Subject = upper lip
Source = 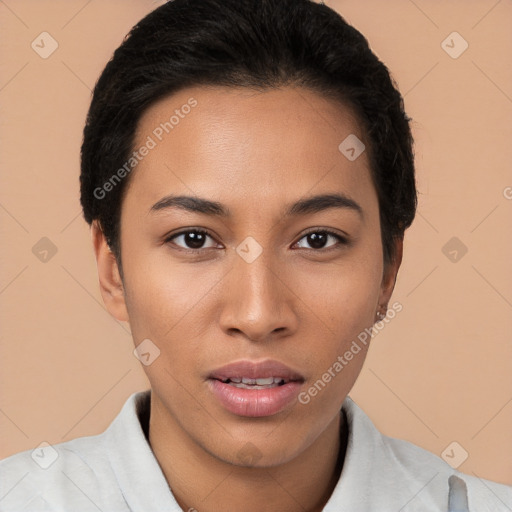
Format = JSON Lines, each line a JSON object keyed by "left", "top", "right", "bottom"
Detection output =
{"left": 208, "top": 359, "right": 305, "bottom": 382}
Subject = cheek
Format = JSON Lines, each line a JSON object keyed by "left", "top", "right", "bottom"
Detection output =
{"left": 295, "top": 252, "right": 382, "bottom": 335}
{"left": 292, "top": 262, "right": 382, "bottom": 414}
{"left": 288, "top": 243, "right": 383, "bottom": 386}
{"left": 297, "top": 275, "right": 376, "bottom": 381}
{"left": 122, "top": 249, "right": 224, "bottom": 347}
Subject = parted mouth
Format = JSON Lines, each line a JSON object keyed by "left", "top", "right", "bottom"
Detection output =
{"left": 216, "top": 377, "right": 295, "bottom": 389}
{"left": 208, "top": 359, "right": 305, "bottom": 388}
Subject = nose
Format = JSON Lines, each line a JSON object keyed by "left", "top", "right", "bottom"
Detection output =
{"left": 219, "top": 249, "right": 298, "bottom": 343}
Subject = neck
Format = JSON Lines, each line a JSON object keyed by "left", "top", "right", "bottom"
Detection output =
{"left": 148, "top": 394, "right": 348, "bottom": 512}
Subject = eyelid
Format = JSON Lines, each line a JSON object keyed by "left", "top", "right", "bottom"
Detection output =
{"left": 298, "top": 227, "right": 349, "bottom": 243}
{"left": 164, "top": 228, "right": 219, "bottom": 250}
{"left": 164, "top": 227, "right": 350, "bottom": 252}
{"left": 293, "top": 228, "right": 349, "bottom": 251}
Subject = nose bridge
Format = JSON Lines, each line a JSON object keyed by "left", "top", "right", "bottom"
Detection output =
{"left": 220, "top": 243, "right": 295, "bottom": 341}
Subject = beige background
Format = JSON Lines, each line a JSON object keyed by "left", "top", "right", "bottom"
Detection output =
{"left": 1, "top": 0, "right": 511, "bottom": 486}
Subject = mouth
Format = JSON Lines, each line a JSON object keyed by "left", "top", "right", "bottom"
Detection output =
{"left": 208, "top": 358, "right": 305, "bottom": 382}
{"left": 207, "top": 359, "right": 305, "bottom": 417}
{"left": 214, "top": 376, "right": 295, "bottom": 389}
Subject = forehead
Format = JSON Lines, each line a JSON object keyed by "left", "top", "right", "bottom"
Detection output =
{"left": 125, "top": 85, "right": 375, "bottom": 215}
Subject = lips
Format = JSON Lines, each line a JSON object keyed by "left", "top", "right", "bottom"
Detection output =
{"left": 207, "top": 359, "right": 305, "bottom": 417}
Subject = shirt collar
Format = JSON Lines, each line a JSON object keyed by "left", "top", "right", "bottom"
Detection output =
{"left": 103, "top": 390, "right": 182, "bottom": 511}
{"left": 103, "top": 390, "right": 442, "bottom": 511}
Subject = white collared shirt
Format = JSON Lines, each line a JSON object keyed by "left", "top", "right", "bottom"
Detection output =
{"left": 1, "top": 390, "right": 511, "bottom": 511}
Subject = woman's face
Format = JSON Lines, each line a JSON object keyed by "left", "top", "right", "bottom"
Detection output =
{"left": 104, "top": 85, "right": 400, "bottom": 466}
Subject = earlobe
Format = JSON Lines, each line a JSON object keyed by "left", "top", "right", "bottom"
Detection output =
{"left": 91, "top": 220, "right": 129, "bottom": 323}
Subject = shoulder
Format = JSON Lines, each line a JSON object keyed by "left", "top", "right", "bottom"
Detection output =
{"left": 383, "top": 430, "right": 512, "bottom": 510}
{"left": 0, "top": 434, "right": 120, "bottom": 511}
{"left": 341, "top": 396, "right": 512, "bottom": 511}
{"left": 0, "top": 391, "right": 149, "bottom": 512}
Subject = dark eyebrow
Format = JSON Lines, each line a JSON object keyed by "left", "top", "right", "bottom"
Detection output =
{"left": 150, "top": 195, "right": 231, "bottom": 217}
{"left": 286, "top": 193, "right": 363, "bottom": 218}
{"left": 149, "top": 193, "right": 363, "bottom": 218}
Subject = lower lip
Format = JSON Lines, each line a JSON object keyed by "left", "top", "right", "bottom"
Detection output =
{"left": 207, "top": 379, "right": 303, "bottom": 417}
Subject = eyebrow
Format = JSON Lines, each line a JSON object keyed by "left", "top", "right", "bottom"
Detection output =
{"left": 149, "top": 193, "right": 363, "bottom": 218}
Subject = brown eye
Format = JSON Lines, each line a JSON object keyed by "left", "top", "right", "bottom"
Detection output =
{"left": 166, "top": 229, "right": 218, "bottom": 250}
{"left": 295, "top": 230, "right": 347, "bottom": 251}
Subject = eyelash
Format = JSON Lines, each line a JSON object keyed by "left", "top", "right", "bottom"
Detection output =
{"left": 164, "top": 228, "right": 348, "bottom": 253}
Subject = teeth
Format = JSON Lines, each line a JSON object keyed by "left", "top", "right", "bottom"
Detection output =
{"left": 255, "top": 377, "right": 274, "bottom": 385}
{"left": 231, "top": 382, "right": 277, "bottom": 389}
{"left": 221, "top": 377, "right": 288, "bottom": 388}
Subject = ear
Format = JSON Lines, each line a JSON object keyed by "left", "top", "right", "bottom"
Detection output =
{"left": 377, "top": 236, "right": 403, "bottom": 313}
{"left": 91, "top": 220, "right": 129, "bottom": 323}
